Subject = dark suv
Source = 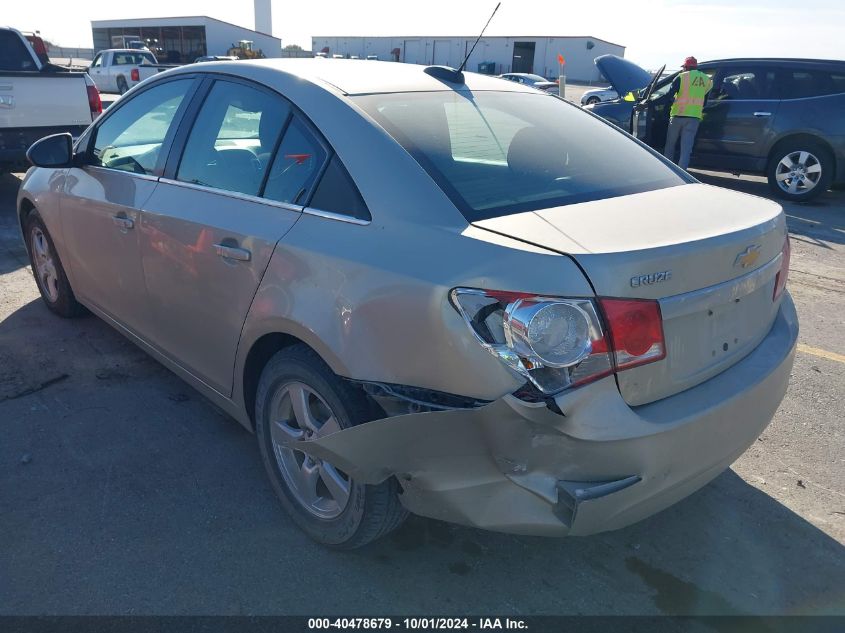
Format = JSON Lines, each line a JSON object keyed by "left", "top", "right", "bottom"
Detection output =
{"left": 586, "top": 56, "right": 845, "bottom": 202}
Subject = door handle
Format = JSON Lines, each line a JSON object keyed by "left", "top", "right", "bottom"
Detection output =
{"left": 112, "top": 215, "right": 134, "bottom": 230}
{"left": 214, "top": 243, "right": 251, "bottom": 262}
{"left": 753, "top": 111, "right": 772, "bottom": 117}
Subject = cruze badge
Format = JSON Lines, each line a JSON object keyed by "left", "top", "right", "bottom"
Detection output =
{"left": 734, "top": 245, "right": 761, "bottom": 269}
{"left": 631, "top": 271, "right": 672, "bottom": 288}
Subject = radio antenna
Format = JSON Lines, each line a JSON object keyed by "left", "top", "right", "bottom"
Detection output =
{"left": 458, "top": 2, "right": 501, "bottom": 74}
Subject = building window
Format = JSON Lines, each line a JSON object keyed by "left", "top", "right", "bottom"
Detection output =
{"left": 96, "top": 25, "right": 206, "bottom": 64}
{"left": 182, "top": 26, "right": 207, "bottom": 63}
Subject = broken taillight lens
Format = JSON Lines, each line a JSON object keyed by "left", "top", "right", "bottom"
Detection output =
{"left": 451, "top": 289, "right": 666, "bottom": 396}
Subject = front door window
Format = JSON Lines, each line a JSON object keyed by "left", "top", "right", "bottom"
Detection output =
{"left": 91, "top": 79, "right": 193, "bottom": 175}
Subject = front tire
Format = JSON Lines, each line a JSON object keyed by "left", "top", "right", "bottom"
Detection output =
{"left": 585, "top": 96, "right": 601, "bottom": 105}
{"left": 24, "top": 210, "right": 86, "bottom": 318}
{"left": 255, "top": 345, "right": 408, "bottom": 549}
{"left": 767, "top": 140, "right": 832, "bottom": 202}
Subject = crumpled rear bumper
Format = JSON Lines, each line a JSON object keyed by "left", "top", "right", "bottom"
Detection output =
{"left": 299, "top": 293, "right": 798, "bottom": 536}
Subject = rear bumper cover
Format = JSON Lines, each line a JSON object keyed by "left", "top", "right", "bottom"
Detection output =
{"left": 299, "top": 292, "right": 798, "bottom": 536}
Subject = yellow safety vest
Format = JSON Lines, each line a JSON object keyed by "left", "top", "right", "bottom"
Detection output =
{"left": 670, "top": 70, "right": 712, "bottom": 119}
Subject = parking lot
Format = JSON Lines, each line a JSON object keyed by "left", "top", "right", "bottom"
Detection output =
{"left": 0, "top": 168, "right": 843, "bottom": 616}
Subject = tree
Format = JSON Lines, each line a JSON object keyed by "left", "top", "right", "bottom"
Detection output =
{"left": 284, "top": 44, "right": 303, "bottom": 51}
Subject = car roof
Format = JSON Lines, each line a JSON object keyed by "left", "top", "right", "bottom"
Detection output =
{"left": 196, "top": 58, "right": 538, "bottom": 96}
{"left": 700, "top": 58, "right": 845, "bottom": 68}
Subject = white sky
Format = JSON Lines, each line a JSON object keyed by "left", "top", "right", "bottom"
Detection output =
{"left": 6, "top": 0, "right": 845, "bottom": 69}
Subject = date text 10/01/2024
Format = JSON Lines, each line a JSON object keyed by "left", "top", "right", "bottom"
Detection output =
{"left": 307, "top": 618, "right": 528, "bottom": 630}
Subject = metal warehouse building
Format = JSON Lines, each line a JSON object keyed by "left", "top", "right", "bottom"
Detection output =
{"left": 91, "top": 16, "right": 282, "bottom": 64}
{"left": 311, "top": 35, "right": 625, "bottom": 81}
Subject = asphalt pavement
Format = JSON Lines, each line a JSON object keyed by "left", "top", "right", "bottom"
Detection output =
{"left": 0, "top": 170, "right": 843, "bottom": 616}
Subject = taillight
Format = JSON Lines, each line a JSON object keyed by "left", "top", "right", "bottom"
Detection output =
{"left": 773, "top": 237, "right": 791, "bottom": 301}
{"left": 130, "top": 68, "right": 140, "bottom": 82}
{"left": 597, "top": 298, "right": 666, "bottom": 370}
{"left": 451, "top": 288, "right": 666, "bottom": 396}
{"left": 86, "top": 85, "right": 102, "bottom": 117}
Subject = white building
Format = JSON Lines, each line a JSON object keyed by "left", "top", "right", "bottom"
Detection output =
{"left": 91, "top": 16, "right": 282, "bottom": 64}
{"left": 311, "top": 35, "right": 625, "bottom": 82}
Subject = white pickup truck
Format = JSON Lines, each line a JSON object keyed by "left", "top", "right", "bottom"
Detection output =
{"left": 0, "top": 27, "right": 101, "bottom": 172}
{"left": 87, "top": 49, "right": 170, "bottom": 94}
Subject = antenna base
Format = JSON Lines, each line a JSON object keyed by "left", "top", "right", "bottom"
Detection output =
{"left": 423, "top": 66, "right": 465, "bottom": 84}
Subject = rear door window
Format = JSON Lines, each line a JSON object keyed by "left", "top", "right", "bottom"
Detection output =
{"left": 779, "top": 70, "right": 845, "bottom": 99}
{"left": 176, "top": 79, "right": 290, "bottom": 196}
{"left": 262, "top": 118, "right": 328, "bottom": 205}
{"left": 308, "top": 155, "right": 370, "bottom": 221}
{"left": 91, "top": 78, "right": 193, "bottom": 175}
{"left": 0, "top": 30, "right": 36, "bottom": 71}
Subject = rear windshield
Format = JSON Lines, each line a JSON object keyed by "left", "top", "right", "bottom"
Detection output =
{"left": 0, "top": 30, "right": 36, "bottom": 71}
{"left": 355, "top": 91, "right": 687, "bottom": 221}
{"left": 114, "top": 52, "right": 156, "bottom": 66}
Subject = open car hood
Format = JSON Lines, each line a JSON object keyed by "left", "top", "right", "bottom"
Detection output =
{"left": 594, "top": 54, "right": 653, "bottom": 97}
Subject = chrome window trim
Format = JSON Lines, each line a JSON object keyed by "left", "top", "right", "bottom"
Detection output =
{"left": 85, "top": 165, "right": 160, "bottom": 182}
{"left": 659, "top": 252, "right": 782, "bottom": 320}
{"left": 158, "top": 177, "right": 305, "bottom": 213}
{"left": 303, "top": 206, "right": 371, "bottom": 226}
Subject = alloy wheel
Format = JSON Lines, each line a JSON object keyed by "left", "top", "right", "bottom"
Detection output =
{"left": 269, "top": 381, "right": 351, "bottom": 520}
{"left": 30, "top": 227, "right": 60, "bottom": 302}
{"left": 775, "top": 150, "right": 822, "bottom": 196}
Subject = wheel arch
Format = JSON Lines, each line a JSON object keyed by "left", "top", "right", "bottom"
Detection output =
{"left": 18, "top": 196, "right": 36, "bottom": 238}
{"left": 239, "top": 325, "right": 352, "bottom": 430}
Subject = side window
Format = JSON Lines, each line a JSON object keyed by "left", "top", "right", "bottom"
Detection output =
{"left": 0, "top": 30, "right": 36, "bottom": 71}
{"left": 90, "top": 54, "right": 103, "bottom": 68}
{"left": 176, "top": 80, "right": 290, "bottom": 196}
{"left": 781, "top": 70, "right": 845, "bottom": 99}
{"left": 91, "top": 78, "right": 192, "bottom": 175}
{"left": 830, "top": 73, "right": 845, "bottom": 95}
{"left": 309, "top": 155, "right": 370, "bottom": 221}
{"left": 713, "top": 69, "right": 775, "bottom": 101}
{"left": 262, "top": 118, "right": 328, "bottom": 205}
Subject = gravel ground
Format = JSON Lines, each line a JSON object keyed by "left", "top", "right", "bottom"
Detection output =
{"left": 0, "top": 169, "right": 843, "bottom": 616}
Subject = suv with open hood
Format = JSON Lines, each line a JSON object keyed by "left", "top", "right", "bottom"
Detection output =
{"left": 586, "top": 55, "right": 845, "bottom": 201}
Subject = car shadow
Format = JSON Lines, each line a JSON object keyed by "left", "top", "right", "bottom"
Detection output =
{"left": 0, "top": 172, "right": 28, "bottom": 276}
{"left": 691, "top": 170, "right": 845, "bottom": 248}
{"left": 1, "top": 298, "right": 843, "bottom": 617}
{"left": 364, "top": 468, "right": 845, "bottom": 617}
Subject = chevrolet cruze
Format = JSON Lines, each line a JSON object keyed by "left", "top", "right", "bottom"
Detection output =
{"left": 19, "top": 59, "right": 798, "bottom": 548}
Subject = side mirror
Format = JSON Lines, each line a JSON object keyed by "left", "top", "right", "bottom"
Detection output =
{"left": 26, "top": 133, "right": 74, "bottom": 168}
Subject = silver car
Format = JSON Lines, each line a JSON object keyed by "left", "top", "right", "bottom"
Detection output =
{"left": 498, "top": 72, "right": 559, "bottom": 93}
{"left": 19, "top": 59, "right": 798, "bottom": 549}
{"left": 580, "top": 86, "right": 619, "bottom": 105}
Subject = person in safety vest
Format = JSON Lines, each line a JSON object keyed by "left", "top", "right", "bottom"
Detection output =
{"left": 663, "top": 56, "right": 712, "bottom": 169}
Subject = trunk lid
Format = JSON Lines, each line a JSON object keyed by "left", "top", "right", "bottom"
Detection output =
{"left": 474, "top": 183, "right": 787, "bottom": 405}
{"left": 594, "top": 55, "right": 653, "bottom": 98}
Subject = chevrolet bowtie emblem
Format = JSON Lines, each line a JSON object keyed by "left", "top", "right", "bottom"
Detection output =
{"left": 734, "top": 245, "right": 761, "bottom": 268}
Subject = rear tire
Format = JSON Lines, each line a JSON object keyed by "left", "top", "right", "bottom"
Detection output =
{"left": 767, "top": 139, "right": 833, "bottom": 202}
{"left": 255, "top": 344, "right": 408, "bottom": 549}
{"left": 24, "top": 209, "right": 86, "bottom": 318}
{"left": 117, "top": 76, "right": 128, "bottom": 95}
